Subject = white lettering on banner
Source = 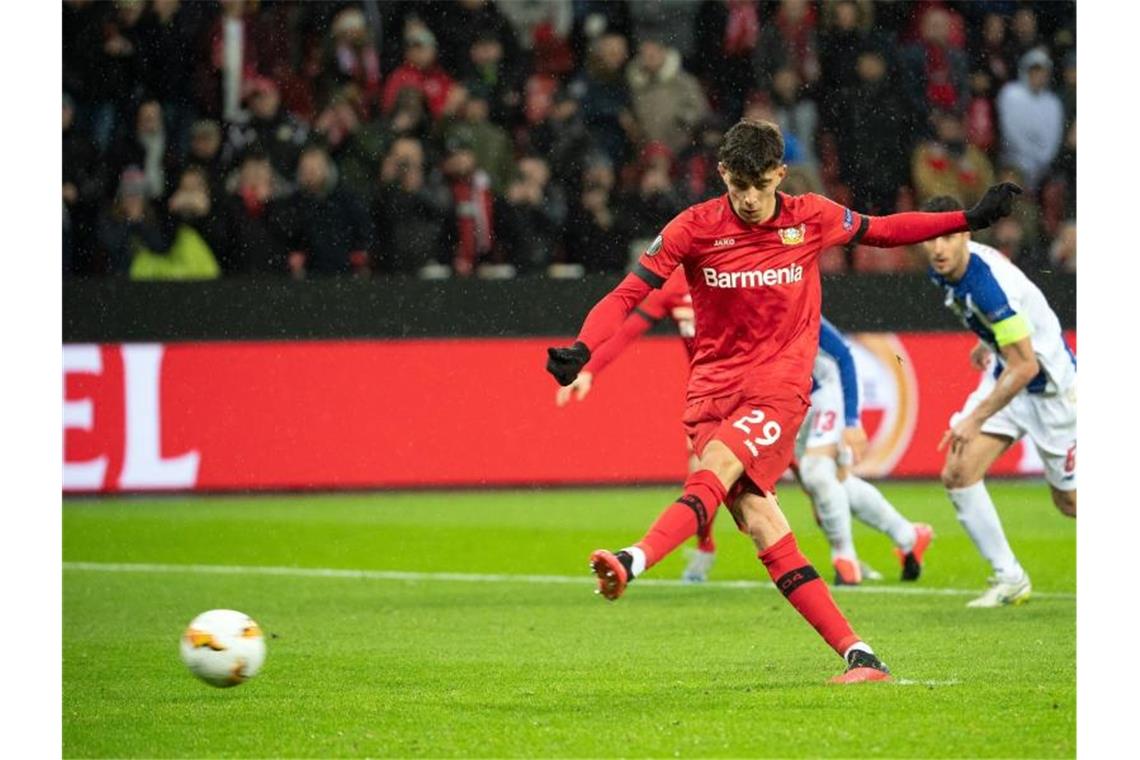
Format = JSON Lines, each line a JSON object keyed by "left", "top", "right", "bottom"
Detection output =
{"left": 702, "top": 264, "right": 803, "bottom": 289}
{"left": 62, "top": 345, "right": 108, "bottom": 490}
{"left": 119, "top": 344, "right": 200, "bottom": 489}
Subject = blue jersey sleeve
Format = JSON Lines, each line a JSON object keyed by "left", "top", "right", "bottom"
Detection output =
{"left": 962, "top": 257, "right": 1017, "bottom": 324}
{"left": 819, "top": 317, "right": 860, "bottom": 427}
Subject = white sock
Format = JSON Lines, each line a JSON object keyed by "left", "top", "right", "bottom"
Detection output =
{"left": 844, "top": 475, "right": 918, "bottom": 551}
{"left": 843, "top": 642, "right": 873, "bottom": 660}
{"left": 621, "top": 546, "right": 647, "bottom": 578}
{"left": 947, "top": 481, "right": 1025, "bottom": 582}
{"left": 800, "top": 455, "right": 856, "bottom": 562}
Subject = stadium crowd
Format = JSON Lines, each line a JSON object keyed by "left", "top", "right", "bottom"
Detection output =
{"left": 62, "top": 0, "right": 1077, "bottom": 280}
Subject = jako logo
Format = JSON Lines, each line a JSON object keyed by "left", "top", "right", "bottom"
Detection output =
{"left": 713, "top": 238, "right": 735, "bottom": 247}
{"left": 702, "top": 264, "right": 803, "bottom": 288}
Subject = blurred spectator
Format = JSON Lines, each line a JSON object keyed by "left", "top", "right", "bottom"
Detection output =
{"left": 381, "top": 25, "right": 462, "bottom": 122}
{"left": 678, "top": 117, "right": 728, "bottom": 203}
{"left": 835, "top": 48, "right": 915, "bottom": 214}
{"left": 692, "top": 0, "right": 761, "bottom": 122}
{"left": 616, "top": 144, "right": 685, "bottom": 252}
{"left": 443, "top": 89, "right": 515, "bottom": 193}
{"left": 181, "top": 120, "right": 227, "bottom": 199}
{"left": 425, "top": 0, "right": 522, "bottom": 83}
{"left": 996, "top": 48, "right": 1064, "bottom": 191}
{"left": 441, "top": 136, "right": 496, "bottom": 277}
{"left": 129, "top": 165, "right": 228, "bottom": 280}
{"left": 964, "top": 71, "right": 997, "bottom": 155}
{"left": 373, "top": 137, "right": 452, "bottom": 275}
{"left": 221, "top": 152, "right": 292, "bottom": 274}
{"left": 63, "top": 93, "right": 107, "bottom": 277}
{"left": 1049, "top": 221, "right": 1076, "bottom": 273}
{"left": 817, "top": 0, "right": 889, "bottom": 127}
{"left": 106, "top": 100, "right": 180, "bottom": 201}
{"left": 462, "top": 32, "right": 525, "bottom": 129}
{"left": 136, "top": 0, "right": 204, "bottom": 151}
{"left": 971, "top": 13, "right": 1016, "bottom": 91}
{"left": 628, "top": 0, "right": 700, "bottom": 63}
{"left": 279, "top": 146, "right": 374, "bottom": 277}
{"left": 314, "top": 89, "right": 388, "bottom": 206}
{"left": 626, "top": 37, "right": 709, "bottom": 156}
{"left": 95, "top": 168, "right": 170, "bottom": 275}
{"left": 569, "top": 32, "right": 636, "bottom": 170}
{"left": 493, "top": 155, "right": 567, "bottom": 274}
{"left": 527, "top": 88, "right": 596, "bottom": 196}
{"left": 563, "top": 157, "right": 630, "bottom": 273}
{"left": 382, "top": 87, "right": 433, "bottom": 145}
{"left": 500, "top": 0, "right": 574, "bottom": 76}
{"left": 755, "top": 0, "right": 821, "bottom": 91}
{"left": 315, "top": 6, "right": 383, "bottom": 118}
{"left": 900, "top": 6, "right": 969, "bottom": 119}
{"left": 224, "top": 77, "right": 309, "bottom": 179}
{"left": 911, "top": 110, "right": 994, "bottom": 207}
{"left": 568, "top": 0, "right": 634, "bottom": 72}
{"left": 770, "top": 66, "right": 819, "bottom": 169}
{"left": 1009, "top": 7, "right": 1043, "bottom": 61}
{"left": 198, "top": 0, "right": 265, "bottom": 122}
{"left": 988, "top": 216, "right": 1034, "bottom": 270}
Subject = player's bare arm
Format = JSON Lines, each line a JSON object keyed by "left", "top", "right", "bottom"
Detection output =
{"left": 940, "top": 336, "right": 1039, "bottom": 455}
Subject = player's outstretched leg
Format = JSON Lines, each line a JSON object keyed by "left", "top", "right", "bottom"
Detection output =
{"left": 735, "top": 490, "right": 891, "bottom": 684}
{"left": 590, "top": 470, "right": 727, "bottom": 600}
{"left": 799, "top": 454, "right": 861, "bottom": 586}
{"left": 843, "top": 475, "right": 934, "bottom": 581}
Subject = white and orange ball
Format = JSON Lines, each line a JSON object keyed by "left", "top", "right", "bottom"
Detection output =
{"left": 180, "top": 609, "right": 266, "bottom": 687}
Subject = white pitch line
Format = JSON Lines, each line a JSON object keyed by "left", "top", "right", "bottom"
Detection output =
{"left": 62, "top": 561, "right": 1076, "bottom": 600}
{"left": 893, "top": 679, "right": 962, "bottom": 687}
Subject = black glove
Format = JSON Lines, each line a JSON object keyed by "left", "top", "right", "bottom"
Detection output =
{"left": 964, "top": 182, "right": 1023, "bottom": 230}
{"left": 546, "top": 342, "right": 591, "bottom": 386}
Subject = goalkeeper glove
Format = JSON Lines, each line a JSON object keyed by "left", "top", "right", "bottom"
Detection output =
{"left": 964, "top": 182, "right": 1022, "bottom": 230}
{"left": 546, "top": 342, "right": 591, "bottom": 386}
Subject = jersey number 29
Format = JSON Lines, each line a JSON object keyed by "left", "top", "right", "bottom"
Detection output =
{"left": 733, "top": 409, "right": 782, "bottom": 456}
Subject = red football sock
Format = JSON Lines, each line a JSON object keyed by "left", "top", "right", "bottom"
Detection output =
{"left": 759, "top": 532, "right": 860, "bottom": 657}
{"left": 636, "top": 470, "right": 726, "bottom": 570}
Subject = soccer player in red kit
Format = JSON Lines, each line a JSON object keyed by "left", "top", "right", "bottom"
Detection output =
{"left": 546, "top": 119, "right": 1020, "bottom": 683}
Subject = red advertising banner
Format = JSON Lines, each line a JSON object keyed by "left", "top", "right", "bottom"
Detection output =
{"left": 63, "top": 332, "right": 1074, "bottom": 492}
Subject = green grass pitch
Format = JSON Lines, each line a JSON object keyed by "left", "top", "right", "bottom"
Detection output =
{"left": 63, "top": 482, "right": 1074, "bottom": 758}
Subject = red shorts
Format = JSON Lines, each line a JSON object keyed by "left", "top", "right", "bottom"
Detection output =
{"left": 682, "top": 390, "right": 810, "bottom": 499}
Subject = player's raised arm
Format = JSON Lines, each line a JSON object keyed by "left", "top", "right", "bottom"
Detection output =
{"left": 855, "top": 182, "right": 1023, "bottom": 248}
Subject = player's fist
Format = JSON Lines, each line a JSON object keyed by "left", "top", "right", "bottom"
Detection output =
{"left": 842, "top": 425, "right": 869, "bottom": 465}
{"left": 546, "top": 342, "right": 591, "bottom": 386}
{"left": 964, "top": 182, "right": 1022, "bottom": 230}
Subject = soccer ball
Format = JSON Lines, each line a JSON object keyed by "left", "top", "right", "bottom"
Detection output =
{"left": 180, "top": 609, "right": 266, "bottom": 687}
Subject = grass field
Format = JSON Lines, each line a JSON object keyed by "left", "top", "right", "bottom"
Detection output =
{"left": 63, "top": 482, "right": 1075, "bottom": 758}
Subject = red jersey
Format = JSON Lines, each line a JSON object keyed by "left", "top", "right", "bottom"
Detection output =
{"left": 632, "top": 192, "right": 864, "bottom": 403}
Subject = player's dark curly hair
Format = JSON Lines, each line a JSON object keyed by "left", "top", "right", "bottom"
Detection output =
{"left": 920, "top": 195, "right": 964, "bottom": 213}
{"left": 718, "top": 119, "right": 784, "bottom": 185}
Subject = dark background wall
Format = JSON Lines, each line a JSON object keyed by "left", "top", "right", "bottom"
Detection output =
{"left": 62, "top": 273, "right": 1075, "bottom": 343}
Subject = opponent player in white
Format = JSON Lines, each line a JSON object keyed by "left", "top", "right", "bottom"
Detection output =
{"left": 919, "top": 196, "right": 1076, "bottom": 608}
{"left": 799, "top": 317, "right": 934, "bottom": 586}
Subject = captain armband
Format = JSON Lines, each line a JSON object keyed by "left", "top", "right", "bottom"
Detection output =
{"left": 991, "top": 313, "right": 1031, "bottom": 347}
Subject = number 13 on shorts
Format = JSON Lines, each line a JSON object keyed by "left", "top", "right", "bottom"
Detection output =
{"left": 733, "top": 409, "right": 783, "bottom": 457}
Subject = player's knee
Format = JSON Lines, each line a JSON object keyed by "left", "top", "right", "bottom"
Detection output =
{"left": 1051, "top": 488, "right": 1076, "bottom": 518}
{"left": 698, "top": 441, "right": 744, "bottom": 488}
{"left": 799, "top": 455, "right": 837, "bottom": 497}
{"left": 941, "top": 461, "right": 976, "bottom": 490}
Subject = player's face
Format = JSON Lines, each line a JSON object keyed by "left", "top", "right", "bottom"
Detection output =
{"left": 718, "top": 164, "right": 787, "bottom": 224}
{"left": 920, "top": 232, "right": 971, "bottom": 279}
